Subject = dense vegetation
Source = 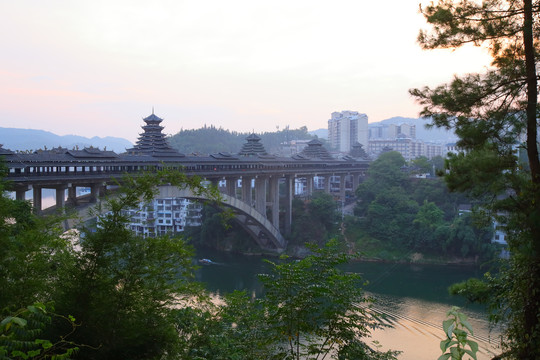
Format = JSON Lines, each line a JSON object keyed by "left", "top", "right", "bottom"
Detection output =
{"left": 0, "top": 166, "right": 398, "bottom": 360}
{"left": 349, "top": 151, "right": 496, "bottom": 262}
{"left": 168, "top": 125, "right": 317, "bottom": 155}
{"left": 411, "top": 0, "right": 540, "bottom": 358}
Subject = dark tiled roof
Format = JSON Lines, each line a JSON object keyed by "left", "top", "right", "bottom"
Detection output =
{"left": 126, "top": 113, "right": 184, "bottom": 157}
{"left": 211, "top": 152, "right": 240, "bottom": 160}
{"left": 0, "top": 146, "right": 15, "bottom": 155}
{"left": 349, "top": 141, "right": 369, "bottom": 159}
{"left": 67, "top": 148, "right": 119, "bottom": 159}
{"left": 238, "top": 134, "right": 268, "bottom": 156}
{"left": 296, "top": 139, "right": 333, "bottom": 160}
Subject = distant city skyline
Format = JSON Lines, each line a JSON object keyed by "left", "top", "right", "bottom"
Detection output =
{"left": 1, "top": 1, "right": 493, "bottom": 143}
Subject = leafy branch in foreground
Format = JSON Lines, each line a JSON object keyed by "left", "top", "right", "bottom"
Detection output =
{"left": 258, "top": 239, "right": 399, "bottom": 360}
{"left": 438, "top": 307, "right": 479, "bottom": 360}
{"left": 0, "top": 303, "right": 79, "bottom": 360}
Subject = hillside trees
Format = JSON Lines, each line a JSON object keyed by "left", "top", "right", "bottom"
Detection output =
{"left": 353, "top": 151, "right": 493, "bottom": 259}
{"left": 290, "top": 192, "right": 339, "bottom": 246}
{"left": 168, "top": 125, "right": 316, "bottom": 155}
{"left": 410, "top": 0, "right": 540, "bottom": 357}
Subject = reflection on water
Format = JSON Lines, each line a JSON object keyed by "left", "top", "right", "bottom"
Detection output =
{"left": 195, "top": 247, "right": 503, "bottom": 360}
{"left": 369, "top": 294, "right": 501, "bottom": 359}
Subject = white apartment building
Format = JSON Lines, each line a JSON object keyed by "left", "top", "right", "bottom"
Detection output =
{"left": 328, "top": 111, "right": 368, "bottom": 152}
{"left": 367, "top": 122, "right": 448, "bottom": 160}
{"left": 368, "top": 137, "right": 426, "bottom": 162}
{"left": 369, "top": 123, "right": 416, "bottom": 140}
{"left": 122, "top": 197, "right": 203, "bottom": 237}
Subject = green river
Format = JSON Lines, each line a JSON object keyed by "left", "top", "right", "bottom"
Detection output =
{"left": 194, "top": 247, "right": 503, "bottom": 360}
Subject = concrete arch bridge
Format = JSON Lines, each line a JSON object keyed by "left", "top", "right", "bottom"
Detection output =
{"left": 64, "top": 185, "right": 287, "bottom": 252}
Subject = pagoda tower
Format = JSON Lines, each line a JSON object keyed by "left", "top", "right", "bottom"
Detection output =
{"left": 238, "top": 134, "right": 268, "bottom": 156}
{"left": 296, "top": 139, "right": 333, "bottom": 159}
{"left": 127, "top": 113, "right": 183, "bottom": 157}
{"left": 349, "top": 141, "right": 369, "bottom": 159}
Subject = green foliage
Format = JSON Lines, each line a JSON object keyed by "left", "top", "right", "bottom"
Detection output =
{"left": 412, "top": 0, "right": 540, "bottom": 357}
{"left": 355, "top": 151, "right": 409, "bottom": 217}
{"left": 168, "top": 125, "right": 315, "bottom": 155}
{"left": 167, "top": 241, "right": 400, "bottom": 360}
{"left": 258, "top": 240, "right": 399, "bottom": 360}
{"left": 53, "top": 170, "right": 219, "bottom": 360}
{"left": 175, "top": 291, "right": 274, "bottom": 360}
{"left": 290, "top": 192, "right": 339, "bottom": 246}
{"left": 353, "top": 151, "right": 493, "bottom": 259}
{"left": 411, "top": 156, "right": 432, "bottom": 174}
{"left": 448, "top": 278, "right": 491, "bottom": 304}
{"left": 438, "top": 307, "right": 478, "bottom": 360}
{"left": 0, "top": 303, "right": 79, "bottom": 360}
{"left": 0, "top": 164, "right": 75, "bottom": 312}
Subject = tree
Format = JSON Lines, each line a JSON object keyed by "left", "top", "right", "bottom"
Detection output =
{"left": 365, "top": 187, "right": 419, "bottom": 246}
{"left": 411, "top": 156, "right": 432, "bottom": 174}
{"left": 53, "top": 170, "right": 218, "bottom": 360}
{"left": 355, "top": 151, "right": 408, "bottom": 216}
{"left": 290, "top": 192, "right": 339, "bottom": 247}
{"left": 258, "top": 240, "right": 399, "bottom": 360}
{"left": 410, "top": 1, "right": 540, "bottom": 357}
{"left": 413, "top": 200, "right": 445, "bottom": 251}
{"left": 0, "top": 163, "right": 75, "bottom": 312}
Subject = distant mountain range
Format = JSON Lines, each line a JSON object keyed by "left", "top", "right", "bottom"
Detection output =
{"left": 308, "top": 128, "right": 329, "bottom": 139}
{"left": 0, "top": 128, "right": 132, "bottom": 153}
{"left": 309, "top": 116, "right": 457, "bottom": 143}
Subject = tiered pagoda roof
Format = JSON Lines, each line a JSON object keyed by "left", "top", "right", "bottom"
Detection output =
{"left": 126, "top": 113, "right": 184, "bottom": 157}
{"left": 238, "top": 134, "right": 268, "bottom": 156}
{"left": 349, "top": 141, "right": 369, "bottom": 159}
{"left": 293, "top": 139, "right": 333, "bottom": 160}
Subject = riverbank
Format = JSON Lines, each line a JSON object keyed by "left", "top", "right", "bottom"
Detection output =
{"left": 232, "top": 243, "right": 492, "bottom": 267}
{"left": 194, "top": 247, "right": 502, "bottom": 360}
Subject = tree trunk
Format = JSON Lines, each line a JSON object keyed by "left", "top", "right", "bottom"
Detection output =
{"left": 521, "top": 3, "right": 540, "bottom": 359}
{"left": 523, "top": 0, "right": 540, "bottom": 184}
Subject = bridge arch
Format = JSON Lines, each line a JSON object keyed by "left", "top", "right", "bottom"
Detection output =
{"left": 66, "top": 185, "right": 287, "bottom": 253}
{"left": 155, "top": 186, "right": 287, "bottom": 252}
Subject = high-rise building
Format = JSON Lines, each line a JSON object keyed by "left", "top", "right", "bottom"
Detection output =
{"left": 328, "top": 111, "right": 368, "bottom": 152}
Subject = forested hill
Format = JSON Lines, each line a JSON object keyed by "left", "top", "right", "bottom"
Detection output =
{"left": 168, "top": 125, "right": 318, "bottom": 155}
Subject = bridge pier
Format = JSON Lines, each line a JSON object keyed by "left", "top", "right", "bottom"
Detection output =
{"left": 226, "top": 177, "right": 237, "bottom": 197}
{"left": 284, "top": 175, "right": 293, "bottom": 236}
{"left": 254, "top": 176, "right": 266, "bottom": 216}
{"left": 352, "top": 173, "right": 360, "bottom": 193}
{"left": 15, "top": 185, "right": 30, "bottom": 201}
{"left": 55, "top": 186, "right": 67, "bottom": 210}
{"left": 269, "top": 176, "right": 279, "bottom": 227}
{"left": 32, "top": 186, "right": 42, "bottom": 213}
{"left": 340, "top": 175, "right": 346, "bottom": 199}
{"left": 324, "top": 175, "right": 331, "bottom": 193}
{"left": 241, "top": 176, "right": 252, "bottom": 205}
{"left": 90, "top": 184, "right": 101, "bottom": 203}
{"left": 305, "top": 175, "right": 313, "bottom": 197}
{"left": 67, "top": 186, "right": 77, "bottom": 206}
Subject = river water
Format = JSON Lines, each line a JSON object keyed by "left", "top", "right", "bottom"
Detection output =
{"left": 35, "top": 192, "right": 503, "bottom": 358}
{"left": 194, "top": 247, "right": 503, "bottom": 360}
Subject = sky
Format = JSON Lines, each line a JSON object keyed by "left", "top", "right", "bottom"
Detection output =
{"left": 0, "top": 0, "right": 493, "bottom": 143}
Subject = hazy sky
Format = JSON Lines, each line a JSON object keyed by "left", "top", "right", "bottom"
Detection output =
{"left": 1, "top": 0, "right": 493, "bottom": 142}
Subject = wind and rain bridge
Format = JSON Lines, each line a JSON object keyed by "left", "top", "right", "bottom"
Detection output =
{"left": 2, "top": 113, "right": 369, "bottom": 251}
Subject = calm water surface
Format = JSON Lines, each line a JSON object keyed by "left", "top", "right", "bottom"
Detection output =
{"left": 195, "top": 247, "right": 503, "bottom": 360}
